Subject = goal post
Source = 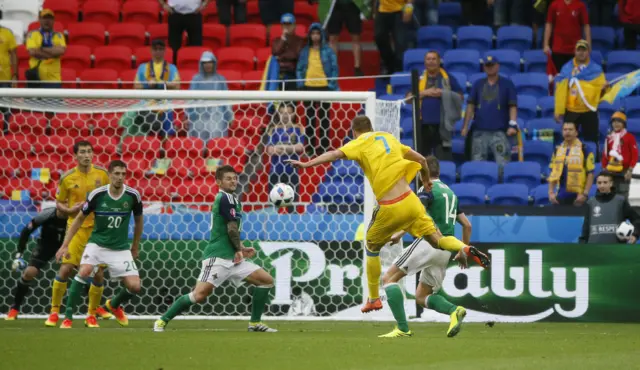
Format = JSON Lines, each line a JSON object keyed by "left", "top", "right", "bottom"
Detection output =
{"left": 0, "top": 87, "right": 406, "bottom": 320}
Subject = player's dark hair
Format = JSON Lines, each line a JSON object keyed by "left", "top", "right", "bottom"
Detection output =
{"left": 108, "top": 159, "right": 127, "bottom": 172}
{"left": 352, "top": 116, "right": 373, "bottom": 133}
{"left": 73, "top": 140, "right": 93, "bottom": 154}
{"left": 216, "top": 165, "right": 237, "bottom": 181}
{"left": 426, "top": 156, "right": 440, "bottom": 178}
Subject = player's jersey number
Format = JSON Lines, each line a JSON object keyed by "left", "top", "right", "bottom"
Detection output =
{"left": 375, "top": 136, "right": 390, "bottom": 154}
{"left": 107, "top": 216, "right": 122, "bottom": 229}
{"left": 124, "top": 261, "right": 138, "bottom": 272}
{"left": 442, "top": 193, "right": 458, "bottom": 225}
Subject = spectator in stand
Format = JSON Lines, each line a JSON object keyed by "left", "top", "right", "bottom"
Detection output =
{"left": 325, "top": 0, "right": 365, "bottom": 76}
{"left": 266, "top": 103, "right": 305, "bottom": 194}
{"left": 461, "top": 0, "right": 488, "bottom": 25}
{"left": 158, "top": 0, "right": 206, "bottom": 65}
{"left": 272, "top": 14, "right": 304, "bottom": 91}
{"left": 601, "top": 112, "right": 638, "bottom": 198}
{"left": 25, "top": 9, "right": 66, "bottom": 88}
{"left": 0, "top": 24, "right": 17, "bottom": 132}
{"left": 543, "top": 0, "right": 590, "bottom": 71}
{"left": 494, "top": 0, "right": 533, "bottom": 27}
{"left": 461, "top": 55, "right": 518, "bottom": 168}
{"left": 417, "top": 51, "right": 464, "bottom": 161}
{"left": 297, "top": 23, "right": 339, "bottom": 155}
{"left": 619, "top": 0, "right": 640, "bottom": 50}
{"left": 216, "top": 0, "right": 247, "bottom": 25}
{"left": 548, "top": 121, "right": 595, "bottom": 206}
{"left": 187, "top": 51, "right": 233, "bottom": 141}
{"left": 259, "top": 0, "right": 294, "bottom": 28}
{"left": 374, "top": 0, "right": 412, "bottom": 73}
{"left": 588, "top": 0, "right": 616, "bottom": 26}
{"left": 414, "top": 0, "right": 438, "bottom": 26}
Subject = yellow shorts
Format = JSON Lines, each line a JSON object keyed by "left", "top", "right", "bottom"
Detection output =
{"left": 366, "top": 191, "right": 436, "bottom": 252}
{"left": 62, "top": 226, "right": 93, "bottom": 266}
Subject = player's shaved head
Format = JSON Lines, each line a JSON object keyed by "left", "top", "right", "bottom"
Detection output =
{"left": 426, "top": 156, "right": 440, "bottom": 178}
{"left": 351, "top": 116, "right": 373, "bottom": 135}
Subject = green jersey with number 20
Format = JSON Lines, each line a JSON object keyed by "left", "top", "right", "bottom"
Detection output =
{"left": 419, "top": 180, "right": 460, "bottom": 237}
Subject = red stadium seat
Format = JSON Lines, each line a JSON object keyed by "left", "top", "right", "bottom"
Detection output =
{"left": 134, "top": 46, "right": 174, "bottom": 67}
{"left": 122, "top": 136, "right": 162, "bottom": 161}
{"left": 147, "top": 24, "right": 168, "bottom": 44}
{"left": 33, "top": 134, "right": 76, "bottom": 154}
{"left": 119, "top": 69, "right": 138, "bottom": 89}
{"left": 94, "top": 46, "right": 134, "bottom": 70}
{"left": 243, "top": 70, "right": 264, "bottom": 90}
{"left": 87, "top": 136, "right": 118, "bottom": 155}
{"left": 0, "top": 135, "right": 32, "bottom": 160}
{"left": 177, "top": 46, "right": 212, "bottom": 71}
{"left": 294, "top": 2, "right": 318, "bottom": 26}
{"left": 61, "top": 68, "right": 78, "bottom": 89}
{"left": 165, "top": 137, "right": 205, "bottom": 158}
{"left": 67, "top": 22, "right": 106, "bottom": 48}
{"left": 179, "top": 69, "right": 198, "bottom": 89}
{"left": 229, "top": 24, "right": 267, "bottom": 49}
{"left": 202, "top": 3, "right": 218, "bottom": 23}
{"left": 108, "top": 23, "right": 147, "bottom": 48}
{"left": 0, "top": 157, "right": 18, "bottom": 178}
{"left": 62, "top": 45, "right": 93, "bottom": 71}
{"left": 0, "top": 178, "right": 48, "bottom": 201}
{"left": 166, "top": 157, "right": 207, "bottom": 180}
{"left": 202, "top": 24, "right": 227, "bottom": 51}
{"left": 27, "top": 21, "right": 65, "bottom": 33}
{"left": 173, "top": 179, "right": 218, "bottom": 203}
{"left": 269, "top": 24, "right": 306, "bottom": 41}
{"left": 217, "top": 69, "right": 242, "bottom": 90}
{"left": 45, "top": 0, "right": 79, "bottom": 26}
{"left": 125, "top": 158, "right": 153, "bottom": 177}
{"left": 82, "top": 1, "right": 120, "bottom": 27}
{"left": 255, "top": 47, "right": 271, "bottom": 70}
{"left": 217, "top": 47, "right": 255, "bottom": 71}
{"left": 49, "top": 114, "right": 91, "bottom": 138}
{"left": 80, "top": 68, "right": 119, "bottom": 89}
{"left": 91, "top": 113, "right": 123, "bottom": 136}
{"left": 122, "top": 1, "right": 161, "bottom": 27}
{"left": 246, "top": 1, "right": 261, "bottom": 24}
{"left": 207, "top": 137, "right": 248, "bottom": 169}
{"left": 134, "top": 177, "right": 172, "bottom": 202}
{"left": 16, "top": 45, "right": 30, "bottom": 71}
{"left": 9, "top": 113, "right": 48, "bottom": 136}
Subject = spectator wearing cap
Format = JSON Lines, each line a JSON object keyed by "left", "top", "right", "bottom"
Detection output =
{"left": 216, "top": 0, "right": 246, "bottom": 26}
{"left": 374, "top": 0, "right": 413, "bottom": 73}
{"left": 554, "top": 40, "right": 605, "bottom": 159}
{"left": 461, "top": 54, "right": 518, "bottom": 168}
{"left": 158, "top": 0, "right": 207, "bottom": 64}
{"left": 601, "top": 111, "right": 638, "bottom": 198}
{"left": 543, "top": 0, "right": 590, "bottom": 71}
{"left": 619, "top": 0, "right": 640, "bottom": 50}
{"left": 272, "top": 13, "right": 304, "bottom": 91}
{"left": 25, "top": 9, "right": 66, "bottom": 88}
{"left": 259, "top": 0, "right": 294, "bottom": 27}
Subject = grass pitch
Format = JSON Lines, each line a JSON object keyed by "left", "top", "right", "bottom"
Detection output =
{"left": 1, "top": 319, "right": 639, "bottom": 370}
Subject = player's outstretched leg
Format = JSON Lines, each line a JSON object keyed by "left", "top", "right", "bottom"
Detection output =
{"left": 427, "top": 233, "right": 491, "bottom": 269}
{"left": 88, "top": 267, "right": 113, "bottom": 321}
{"left": 245, "top": 269, "right": 277, "bottom": 333}
{"left": 416, "top": 284, "right": 466, "bottom": 338}
{"left": 106, "top": 275, "right": 141, "bottom": 327}
{"left": 154, "top": 282, "right": 212, "bottom": 332}
{"left": 6, "top": 266, "right": 40, "bottom": 320}
{"left": 378, "top": 265, "right": 413, "bottom": 338}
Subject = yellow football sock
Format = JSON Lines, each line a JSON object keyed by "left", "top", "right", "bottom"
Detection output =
{"left": 437, "top": 236, "right": 465, "bottom": 253}
{"left": 366, "top": 253, "right": 381, "bottom": 300}
{"left": 50, "top": 277, "right": 68, "bottom": 314}
{"left": 88, "top": 283, "right": 104, "bottom": 316}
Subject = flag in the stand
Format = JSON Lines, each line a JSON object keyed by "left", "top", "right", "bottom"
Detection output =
{"left": 206, "top": 158, "right": 223, "bottom": 173}
{"left": 601, "top": 69, "right": 640, "bottom": 105}
{"left": 546, "top": 51, "right": 558, "bottom": 95}
{"left": 31, "top": 168, "right": 51, "bottom": 184}
{"left": 260, "top": 56, "right": 281, "bottom": 91}
{"left": 510, "top": 128, "right": 525, "bottom": 162}
{"left": 11, "top": 190, "right": 30, "bottom": 201}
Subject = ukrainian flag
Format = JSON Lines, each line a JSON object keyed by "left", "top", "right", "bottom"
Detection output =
{"left": 11, "top": 190, "right": 30, "bottom": 201}
{"left": 554, "top": 58, "right": 606, "bottom": 115}
{"left": 601, "top": 69, "right": 640, "bottom": 105}
{"left": 260, "top": 56, "right": 281, "bottom": 91}
{"left": 31, "top": 168, "right": 51, "bottom": 184}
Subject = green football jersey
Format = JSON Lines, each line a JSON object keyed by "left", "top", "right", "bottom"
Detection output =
{"left": 420, "top": 180, "right": 460, "bottom": 236}
{"left": 83, "top": 185, "right": 143, "bottom": 250}
{"left": 203, "top": 191, "right": 242, "bottom": 261}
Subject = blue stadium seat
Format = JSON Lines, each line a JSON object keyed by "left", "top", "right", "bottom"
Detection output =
{"left": 590, "top": 50, "right": 604, "bottom": 66}
{"left": 523, "top": 140, "right": 553, "bottom": 171}
{"left": 531, "top": 184, "right": 550, "bottom": 205}
{"left": 454, "top": 119, "right": 464, "bottom": 137}
{"left": 591, "top": 27, "right": 616, "bottom": 53}
{"left": 457, "top": 26, "right": 493, "bottom": 52}
{"left": 390, "top": 73, "right": 412, "bottom": 95}
{"left": 584, "top": 141, "right": 597, "bottom": 157}
{"left": 518, "top": 95, "right": 538, "bottom": 121}
{"left": 485, "top": 49, "right": 521, "bottom": 75}
{"left": 439, "top": 161, "right": 457, "bottom": 185}
{"left": 488, "top": 184, "right": 530, "bottom": 205}
{"left": 443, "top": 49, "right": 480, "bottom": 75}
{"left": 438, "top": 2, "right": 462, "bottom": 28}
{"left": 400, "top": 117, "right": 414, "bottom": 139}
{"left": 460, "top": 160, "right": 499, "bottom": 188}
{"left": 627, "top": 119, "right": 640, "bottom": 142}
{"left": 526, "top": 118, "right": 559, "bottom": 142}
{"left": 594, "top": 162, "right": 602, "bottom": 176}
{"left": 403, "top": 49, "right": 428, "bottom": 71}
{"left": 496, "top": 26, "right": 533, "bottom": 52}
{"left": 313, "top": 181, "right": 364, "bottom": 204}
{"left": 606, "top": 73, "right": 623, "bottom": 83}
{"left": 450, "top": 72, "right": 467, "bottom": 92}
{"left": 379, "top": 94, "right": 405, "bottom": 101}
{"left": 598, "top": 100, "right": 622, "bottom": 121}
{"left": 511, "top": 73, "right": 549, "bottom": 99}
{"left": 450, "top": 183, "right": 486, "bottom": 205}
{"left": 417, "top": 26, "right": 453, "bottom": 52}
{"left": 538, "top": 96, "right": 555, "bottom": 118}
{"left": 503, "top": 161, "right": 541, "bottom": 190}
{"left": 607, "top": 51, "right": 640, "bottom": 74}
{"left": 329, "top": 160, "right": 363, "bottom": 182}
{"left": 625, "top": 96, "right": 640, "bottom": 119}
{"left": 523, "top": 50, "right": 547, "bottom": 73}
{"left": 452, "top": 138, "right": 465, "bottom": 165}
{"left": 401, "top": 138, "right": 415, "bottom": 149}
{"left": 599, "top": 119, "right": 609, "bottom": 139}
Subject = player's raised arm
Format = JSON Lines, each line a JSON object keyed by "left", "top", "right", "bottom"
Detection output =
{"left": 286, "top": 149, "right": 346, "bottom": 169}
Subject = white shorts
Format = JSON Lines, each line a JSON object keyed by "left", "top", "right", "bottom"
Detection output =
{"left": 81, "top": 243, "right": 139, "bottom": 278}
{"left": 197, "top": 257, "right": 260, "bottom": 287}
{"left": 394, "top": 238, "right": 452, "bottom": 293}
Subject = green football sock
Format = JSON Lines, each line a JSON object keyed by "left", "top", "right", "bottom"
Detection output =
{"left": 161, "top": 294, "right": 195, "bottom": 323}
{"left": 65, "top": 277, "right": 88, "bottom": 320}
{"left": 110, "top": 287, "right": 135, "bottom": 309}
{"left": 250, "top": 286, "right": 271, "bottom": 323}
{"left": 385, "top": 283, "right": 409, "bottom": 332}
{"left": 426, "top": 294, "right": 456, "bottom": 315}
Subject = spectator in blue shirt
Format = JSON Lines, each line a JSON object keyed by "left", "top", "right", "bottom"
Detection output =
{"left": 461, "top": 54, "right": 519, "bottom": 167}
{"left": 267, "top": 104, "right": 306, "bottom": 194}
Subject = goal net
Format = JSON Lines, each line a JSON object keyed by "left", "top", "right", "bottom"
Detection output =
{"left": 0, "top": 88, "right": 405, "bottom": 320}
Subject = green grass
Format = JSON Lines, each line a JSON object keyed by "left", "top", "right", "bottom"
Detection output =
{"left": 2, "top": 319, "right": 640, "bottom": 370}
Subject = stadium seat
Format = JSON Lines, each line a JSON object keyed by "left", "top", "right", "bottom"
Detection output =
{"left": 503, "top": 161, "right": 541, "bottom": 189}
{"left": 33, "top": 134, "right": 76, "bottom": 154}
{"left": 119, "top": 69, "right": 137, "bottom": 88}
{"left": 0, "top": 178, "right": 48, "bottom": 201}
{"left": 177, "top": 46, "right": 212, "bottom": 70}
{"left": 497, "top": 26, "right": 533, "bottom": 52}
{"left": 243, "top": 70, "right": 264, "bottom": 90}
{"left": 108, "top": 23, "right": 146, "bottom": 49}
{"left": 67, "top": 22, "right": 106, "bottom": 48}
{"left": 61, "top": 45, "right": 92, "bottom": 72}
{"left": 147, "top": 24, "right": 169, "bottom": 44}
{"left": 485, "top": 49, "right": 521, "bottom": 75}
{"left": 625, "top": 97, "right": 640, "bottom": 119}
{"left": 450, "top": 72, "right": 467, "bottom": 92}
{"left": 229, "top": 24, "right": 267, "bottom": 49}
{"left": 9, "top": 113, "right": 48, "bottom": 136}
{"left": 523, "top": 140, "right": 554, "bottom": 170}
{"left": 207, "top": 137, "right": 248, "bottom": 170}
{"left": 531, "top": 184, "right": 550, "bottom": 205}
{"left": 44, "top": 0, "right": 78, "bottom": 25}
{"left": 390, "top": 73, "right": 411, "bottom": 95}
{"left": 122, "top": 136, "right": 162, "bottom": 161}
{"left": 400, "top": 117, "right": 413, "bottom": 139}
{"left": 134, "top": 46, "right": 174, "bottom": 67}
{"left": 627, "top": 119, "right": 640, "bottom": 142}
{"left": 179, "top": 69, "right": 198, "bottom": 89}
{"left": 93, "top": 46, "right": 134, "bottom": 71}
{"left": 590, "top": 50, "right": 604, "bottom": 66}
{"left": 49, "top": 114, "right": 90, "bottom": 138}
{"left": 607, "top": 51, "right": 640, "bottom": 74}
{"left": 201, "top": 2, "right": 218, "bottom": 22}
{"left": 403, "top": 49, "right": 428, "bottom": 71}
{"left": 468, "top": 72, "right": 507, "bottom": 86}
{"left": 439, "top": 161, "right": 456, "bottom": 185}
{"left": 460, "top": 161, "right": 498, "bottom": 188}
{"left": 523, "top": 50, "right": 547, "bottom": 73}
{"left": 256, "top": 47, "right": 271, "bottom": 70}
{"left": 202, "top": 24, "right": 227, "bottom": 50}
{"left": 416, "top": 26, "right": 453, "bottom": 52}
{"left": 591, "top": 26, "right": 616, "bottom": 53}
{"left": 511, "top": 73, "right": 549, "bottom": 99}
{"left": 61, "top": 68, "right": 78, "bottom": 89}
{"left": 313, "top": 181, "right": 364, "bottom": 204}
{"left": 328, "top": 160, "right": 364, "bottom": 182}
{"left": 217, "top": 69, "right": 243, "bottom": 90}
{"left": 457, "top": 26, "right": 493, "bottom": 52}
{"left": 488, "top": 184, "right": 529, "bottom": 205}
{"left": 3, "top": 0, "right": 40, "bottom": 25}
{"left": 82, "top": 1, "right": 120, "bottom": 27}
{"left": 538, "top": 96, "right": 555, "bottom": 118}
{"left": 450, "top": 183, "right": 486, "bottom": 205}
{"left": 0, "top": 135, "right": 31, "bottom": 161}
{"left": 134, "top": 177, "right": 173, "bottom": 202}
{"left": 217, "top": 47, "right": 255, "bottom": 71}
{"left": 598, "top": 101, "right": 622, "bottom": 121}
{"left": 599, "top": 119, "right": 610, "bottom": 139}
{"left": 165, "top": 137, "right": 205, "bottom": 159}
{"left": 438, "top": 2, "right": 462, "bottom": 28}
{"left": 270, "top": 24, "right": 306, "bottom": 41}
{"left": 526, "top": 118, "right": 560, "bottom": 142}
{"left": 87, "top": 136, "right": 118, "bottom": 157}
{"left": 122, "top": 1, "right": 161, "bottom": 27}
{"left": 518, "top": 95, "right": 538, "bottom": 121}
{"left": 443, "top": 49, "right": 481, "bottom": 75}
{"left": 294, "top": 2, "right": 318, "bottom": 26}
{"left": 80, "top": 68, "right": 118, "bottom": 89}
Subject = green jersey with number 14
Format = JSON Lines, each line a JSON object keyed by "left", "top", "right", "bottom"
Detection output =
{"left": 83, "top": 184, "right": 143, "bottom": 250}
{"left": 419, "top": 180, "right": 460, "bottom": 236}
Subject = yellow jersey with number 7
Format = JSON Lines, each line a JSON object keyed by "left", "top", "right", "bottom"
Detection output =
{"left": 338, "top": 132, "right": 422, "bottom": 200}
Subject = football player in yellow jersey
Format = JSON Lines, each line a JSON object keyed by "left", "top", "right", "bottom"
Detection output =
{"left": 287, "top": 116, "right": 490, "bottom": 322}
{"left": 45, "top": 141, "right": 113, "bottom": 328}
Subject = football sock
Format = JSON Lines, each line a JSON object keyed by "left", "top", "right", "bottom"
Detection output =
{"left": 426, "top": 294, "right": 456, "bottom": 315}
{"left": 384, "top": 283, "right": 409, "bottom": 332}
{"left": 87, "top": 282, "right": 104, "bottom": 316}
{"left": 365, "top": 251, "right": 381, "bottom": 300}
{"left": 11, "top": 277, "right": 31, "bottom": 310}
{"left": 161, "top": 293, "right": 196, "bottom": 323}
{"left": 110, "top": 287, "right": 135, "bottom": 309}
{"left": 437, "top": 236, "right": 464, "bottom": 253}
{"left": 65, "top": 277, "right": 88, "bottom": 320}
{"left": 50, "top": 276, "right": 68, "bottom": 314}
{"left": 250, "top": 285, "right": 272, "bottom": 323}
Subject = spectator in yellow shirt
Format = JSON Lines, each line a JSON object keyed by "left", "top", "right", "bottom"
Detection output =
{"left": 25, "top": 9, "right": 66, "bottom": 88}
{"left": 375, "top": 0, "right": 413, "bottom": 73}
{"left": 0, "top": 25, "right": 17, "bottom": 132}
